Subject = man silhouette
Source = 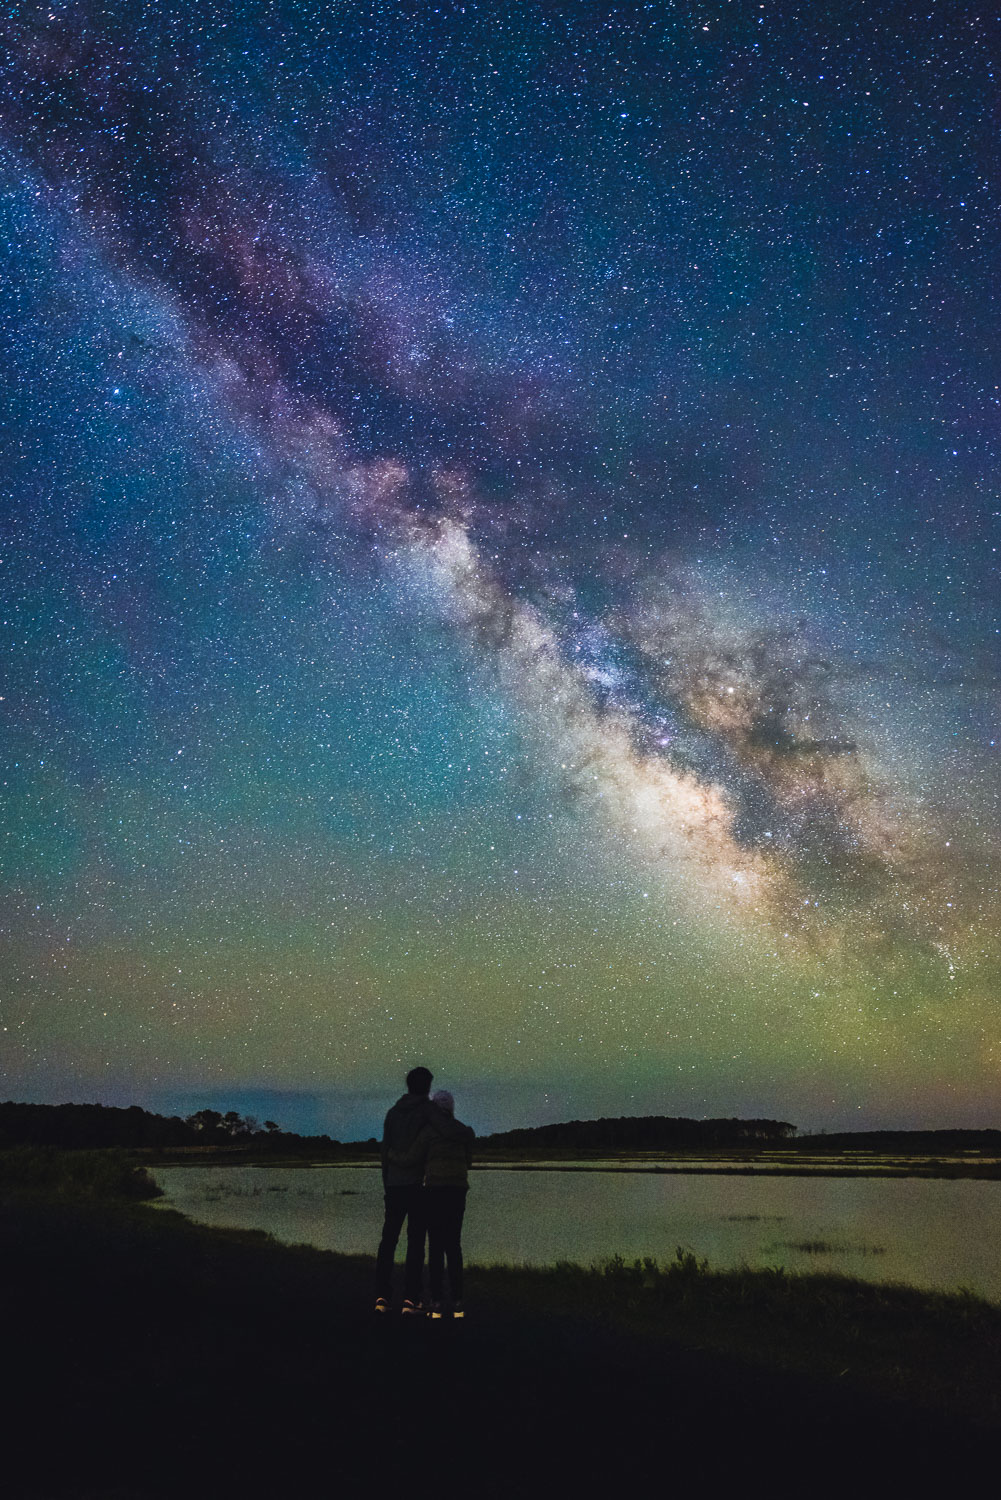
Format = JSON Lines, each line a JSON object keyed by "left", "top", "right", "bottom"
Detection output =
{"left": 375, "top": 1065, "right": 435, "bottom": 1313}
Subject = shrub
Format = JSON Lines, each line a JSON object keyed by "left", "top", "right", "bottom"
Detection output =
{"left": 0, "top": 1146, "right": 163, "bottom": 1200}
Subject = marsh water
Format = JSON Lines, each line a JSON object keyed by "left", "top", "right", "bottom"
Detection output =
{"left": 152, "top": 1163, "right": 1001, "bottom": 1302}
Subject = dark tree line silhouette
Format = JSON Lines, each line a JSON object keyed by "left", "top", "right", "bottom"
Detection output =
{"left": 0, "top": 1102, "right": 798, "bottom": 1153}
{"left": 5, "top": 1101, "right": 995, "bottom": 1157}
{"left": 480, "top": 1115, "right": 798, "bottom": 1151}
{"left": 0, "top": 1100, "right": 339, "bottom": 1151}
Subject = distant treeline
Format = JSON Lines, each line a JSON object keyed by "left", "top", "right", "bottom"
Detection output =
{"left": 480, "top": 1116, "right": 798, "bottom": 1151}
{"left": 795, "top": 1129, "right": 1001, "bottom": 1154}
{"left": 0, "top": 1101, "right": 346, "bottom": 1152}
{"left": 4, "top": 1102, "right": 997, "bottom": 1157}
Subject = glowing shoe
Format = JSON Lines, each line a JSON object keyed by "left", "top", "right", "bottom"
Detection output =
{"left": 374, "top": 1297, "right": 390, "bottom": 1314}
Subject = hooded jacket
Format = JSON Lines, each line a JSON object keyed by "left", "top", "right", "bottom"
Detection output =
{"left": 381, "top": 1092, "right": 436, "bottom": 1187}
{"left": 389, "top": 1107, "right": 475, "bottom": 1188}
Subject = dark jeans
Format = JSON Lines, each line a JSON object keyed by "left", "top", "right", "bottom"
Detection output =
{"left": 426, "top": 1186, "right": 468, "bottom": 1303}
{"left": 376, "top": 1186, "right": 428, "bottom": 1302}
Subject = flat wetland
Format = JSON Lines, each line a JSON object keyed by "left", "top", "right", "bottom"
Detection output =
{"left": 147, "top": 1144, "right": 1001, "bottom": 1177}
{"left": 152, "top": 1150, "right": 1001, "bottom": 1303}
{"left": 4, "top": 1145, "right": 1001, "bottom": 1495}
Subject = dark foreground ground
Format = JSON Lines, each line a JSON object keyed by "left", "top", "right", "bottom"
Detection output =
{"left": 3, "top": 1163, "right": 999, "bottom": 1498}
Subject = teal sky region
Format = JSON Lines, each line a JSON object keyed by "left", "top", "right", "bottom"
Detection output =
{"left": 1, "top": 1, "right": 998, "bottom": 1138}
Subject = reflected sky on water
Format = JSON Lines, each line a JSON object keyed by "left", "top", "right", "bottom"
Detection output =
{"left": 152, "top": 1165, "right": 1001, "bottom": 1302}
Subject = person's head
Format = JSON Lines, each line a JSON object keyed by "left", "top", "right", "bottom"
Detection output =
{"left": 406, "top": 1066, "right": 433, "bottom": 1097}
{"left": 431, "top": 1089, "right": 454, "bottom": 1115}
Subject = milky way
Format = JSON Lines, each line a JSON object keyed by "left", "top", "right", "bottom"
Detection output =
{"left": 1, "top": 2, "right": 998, "bottom": 1135}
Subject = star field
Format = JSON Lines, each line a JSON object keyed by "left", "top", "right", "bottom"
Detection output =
{"left": 0, "top": 1, "right": 998, "bottom": 1136}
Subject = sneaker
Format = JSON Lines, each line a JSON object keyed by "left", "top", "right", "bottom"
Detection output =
{"left": 401, "top": 1299, "right": 423, "bottom": 1316}
{"left": 374, "top": 1297, "right": 390, "bottom": 1314}
{"left": 452, "top": 1302, "right": 465, "bottom": 1320}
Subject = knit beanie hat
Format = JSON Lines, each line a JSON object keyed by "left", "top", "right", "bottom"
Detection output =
{"left": 432, "top": 1089, "right": 455, "bottom": 1114}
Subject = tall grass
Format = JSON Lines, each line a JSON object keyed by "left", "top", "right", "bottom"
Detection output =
{"left": 0, "top": 1145, "right": 162, "bottom": 1200}
{"left": 471, "top": 1246, "right": 1001, "bottom": 1426}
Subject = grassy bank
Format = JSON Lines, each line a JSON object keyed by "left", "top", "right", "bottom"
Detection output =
{"left": 2, "top": 1148, "right": 997, "bottom": 1496}
{"left": 479, "top": 1250, "right": 1001, "bottom": 1431}
{"left": 0, "top": 1144, "right": 164, "bottom": 1199}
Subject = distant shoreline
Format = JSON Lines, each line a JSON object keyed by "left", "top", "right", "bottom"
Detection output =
{"left": 5, "top": 1101, "right": 999, "bottom": 1166}
{"left": 148, "top": 1149, "right": 1001, "bottom": 1179}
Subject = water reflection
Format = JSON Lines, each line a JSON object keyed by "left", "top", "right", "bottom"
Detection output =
{"left": 152, "top": 1164, "right": 1001, "bottom": 1302}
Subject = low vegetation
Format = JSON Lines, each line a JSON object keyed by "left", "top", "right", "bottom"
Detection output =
{"left": 478, "top": 1249, "right": 1001, "bottom": 1429}
{"left": 0, "top": 1144, "right": 162, "bottom": 1199}
{"left": 774, "top": 1238, "right": 887, "bottom": 1255}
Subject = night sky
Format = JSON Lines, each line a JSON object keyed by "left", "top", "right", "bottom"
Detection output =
{"left": 1, "top": 1, "right": 998, "bottom": 1138}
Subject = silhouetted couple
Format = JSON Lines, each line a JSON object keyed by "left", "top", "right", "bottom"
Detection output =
{"left": 375, "top": 1066, "right": 474, "bottom": 1319}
